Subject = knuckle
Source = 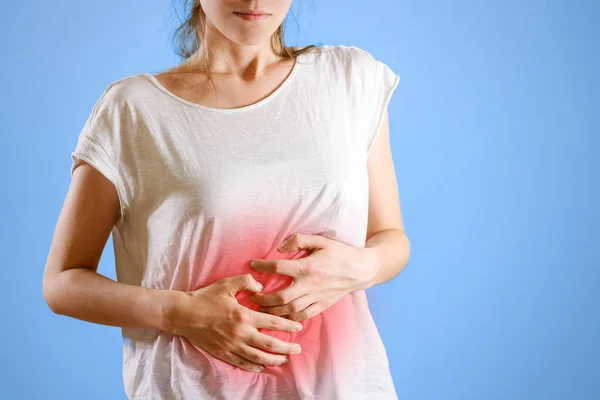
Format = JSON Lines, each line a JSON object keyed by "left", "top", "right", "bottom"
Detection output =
{"left": 288, "top": 302, "right": 300, "bottom": 313}
{"left": 271, "top": 262, "right": 283, "bottom": 274}
{"left": 303, "top": 261, "right": 320, "bottom": 275}
{"left": 236, "top": 360, "right": 253, "bottom": 371}
{"left": 299, "top": 264, "right": 311, "bottom": 276}
{"left": 231, "top": 308, "right": 248, "bottom": 324}
{"left": 295, "top": 311, "right": 307, "bottom": 321}
{"left": 269, "top": 318, "right": 281, "bottom": 328}
{"left": 263, "top": 339, "right": 277, "bottom": 351}
{"left": 276, "top": 293, "right": 289, "bottom": 303}
{"left": 251, "top": 353, "right": 265, "bottom": 364}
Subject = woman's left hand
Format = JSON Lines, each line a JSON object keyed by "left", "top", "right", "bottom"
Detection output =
{"left": 249, "top": 233, "right": 377, "bottom": 322}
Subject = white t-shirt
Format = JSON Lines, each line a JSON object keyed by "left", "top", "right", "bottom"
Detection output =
{"left": 70, "top": 44, "right": 400, "bottom": 400}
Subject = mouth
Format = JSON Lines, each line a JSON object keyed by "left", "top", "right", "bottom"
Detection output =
{"left": 234, "top": 10, "right": 271, "bottom": 21}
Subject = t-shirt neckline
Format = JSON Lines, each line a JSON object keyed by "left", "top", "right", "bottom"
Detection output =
{"left": 143, "top": 54, "right": 301, "bottom": 113}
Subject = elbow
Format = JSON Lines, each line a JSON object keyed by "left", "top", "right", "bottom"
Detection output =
{"left": 42, "top": 274, "right": 66, "bottom": 315}
{"left": 401, "top": 232, "right": 411, "bottom": 264}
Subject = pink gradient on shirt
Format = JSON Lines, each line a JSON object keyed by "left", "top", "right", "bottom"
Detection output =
{"left": 183, "top": 219, "right": 358, "bottom": 391}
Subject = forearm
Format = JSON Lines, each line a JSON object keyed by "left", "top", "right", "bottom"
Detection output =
{"left": 44, "top": 267, "right": 183, "bottom": 332}
{"left": 361, "top": 228, "right": 410, "bottom": 289}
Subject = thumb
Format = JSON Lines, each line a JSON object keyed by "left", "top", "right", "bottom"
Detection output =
{"left": 226, "top": 274, "right": 263, "bottom": 295}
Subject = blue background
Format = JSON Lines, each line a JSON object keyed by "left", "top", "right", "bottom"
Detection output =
{"left": 1, "top": 1, "right": 598, "bottom": 399}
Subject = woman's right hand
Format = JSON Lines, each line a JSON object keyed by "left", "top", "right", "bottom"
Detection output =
{"left": 168, "top": 274, "right": 304, "bottom": 373}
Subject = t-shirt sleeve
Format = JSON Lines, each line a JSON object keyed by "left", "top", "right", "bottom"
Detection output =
{"left": 343, "top": 46, "right": 401, "bottom": 156}
{"left": 70, "top": 83, "right": 130, "bottom": 225}
{"left": 366, "top": 57, "right": 400, "bottom": 156}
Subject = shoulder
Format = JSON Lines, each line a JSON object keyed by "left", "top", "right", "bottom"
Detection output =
{"left": 93, "top": 73, "right": 150, "bottom": 106}
{"left": 82, "top": 74, "right": 155, "bottom": 125}
{"left": 310, "top": 45, "right": 391, "bottom": 84}
{"left": 318, "top": 44, "right": 379, "bottom": 64}
{"left": 303, "top": 44, "right": 383, "bottom": 79}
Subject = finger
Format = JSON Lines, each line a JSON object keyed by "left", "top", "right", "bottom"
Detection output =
{"left": 250, "top": 259, "right": 299, "bottom": 277}
{"left": 287, "top": 302, "right": 322, "bottom": 322}
{"left": 234, "top": 344, "right": 291, "bottom": 367}
{"left": 210, "top": 349, "right": 265, "bottom": 373}
{"left": 252, "top": 311, "right": 304, "bottom": 333}
{"left": 248, "top": 331, "right": 303, "bottom": 357}
{"left": 251, "top": 284, "right": 306, "bottom": 307}
{"left": 259, "top": 295, "right": 313, "bottom": 317}
{"left": 278, "top": 233, "right": 331, "bottom": 252}
{"left": 222, "top": 273, "right": 263, "bottom": 296}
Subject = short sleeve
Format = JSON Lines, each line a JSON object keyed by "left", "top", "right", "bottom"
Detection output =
{"left": 70, "top": 83, "right": 130, "bottom": 226}
{"left": 365, "top": 58, "right": 400, "bottom": 156}
{"left": 340, "top": 46, "right": 401, "bottom": 156}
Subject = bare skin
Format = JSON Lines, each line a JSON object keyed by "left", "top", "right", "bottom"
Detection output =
{"left": 153, "top": 56, "right": 296, "bottom": 110}
{"left": 363, "top": 110, "right": 411, "bottom": 286}
{"left": 153, "top": 0, "right": 296, "bottom": 111}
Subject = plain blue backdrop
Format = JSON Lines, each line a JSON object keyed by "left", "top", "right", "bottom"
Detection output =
{"left": 1, "top": 1, "right": 598, "bottom": 399}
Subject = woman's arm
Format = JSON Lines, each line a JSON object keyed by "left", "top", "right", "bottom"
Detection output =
{"left": 42, "top": 161, "right": 179, "bottom": 332}
{"left": 362, "top": 108, "right": 411, "bottom": 288}
{"left": 43, "top": 161, "right": 302, "bottom": 372}
{"left": 248, "top": 109, "right": 410, "bottom": 320}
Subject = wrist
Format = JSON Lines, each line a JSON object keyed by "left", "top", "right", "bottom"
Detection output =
{"left": 157, "top": 289, "right": 191, "bottom": 335}
{"left": 357, "top": 247, "right": 379, "bottom": 290}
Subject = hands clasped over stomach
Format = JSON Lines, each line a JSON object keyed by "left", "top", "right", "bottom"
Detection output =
{"left": 171, "top": 274, "right": 303, "bottom": 373}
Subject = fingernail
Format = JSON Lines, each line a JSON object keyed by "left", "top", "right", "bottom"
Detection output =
{"left": 256, "top": 283, "right": 263, "bottom": 291}
{"left": 258, "top": 366, "right": 265, "bottom": 372}
{"left": 283, "top": 356, "right": 290, "bottom": 364}
{"left": 294, "top": 324, "right": 303, "bottom": 331}
{"left": 278, "top": 239, "right": 288, "bottom": 250}
{"left": 292, "top": 345, "right": 302, "bottom": 354}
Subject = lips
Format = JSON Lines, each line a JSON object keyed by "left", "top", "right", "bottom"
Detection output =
{"left": 235, "top": 9, "right": 269, "bottom": 15}
{"left": 234, "top": 11, "right": 271, "bottom": 21}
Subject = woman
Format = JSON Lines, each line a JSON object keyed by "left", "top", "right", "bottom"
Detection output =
{"left": 43, "top": 1, "right": 410, "bottom": 399}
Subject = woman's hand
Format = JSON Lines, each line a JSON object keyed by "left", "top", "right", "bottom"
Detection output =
{"left": 168, "top": 274, "right": 304, "bottom": 373}
{"left": 248, "top": 233, "right": 377, "bottom": 322}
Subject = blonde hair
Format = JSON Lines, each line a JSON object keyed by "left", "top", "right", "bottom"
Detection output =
{"left": 167, "top": 0, "right": 318, "bottom": 76}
